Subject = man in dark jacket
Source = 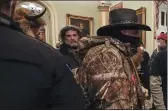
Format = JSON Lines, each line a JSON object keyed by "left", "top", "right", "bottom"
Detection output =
{"left": 150, "top": 50, "right": 167, "bottom": 109}
{"left": 0, "top": 0, "right": 84, "bottom": 109}
{"left": 149, "top": 32, "right": 167, "bottom": 69}
{"left": 58, "top": 26, "right": 82, "bottom": 69}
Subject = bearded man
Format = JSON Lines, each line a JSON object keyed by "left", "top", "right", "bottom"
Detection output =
{"left": 58, "top": 25, "right": 83, "bottom": 69}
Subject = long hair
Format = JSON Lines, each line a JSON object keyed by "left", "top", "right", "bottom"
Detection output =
{"left": 58, "top": 25, "right": 82, "bottom": 44}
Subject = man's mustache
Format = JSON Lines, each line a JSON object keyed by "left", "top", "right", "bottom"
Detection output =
{"left": 70, "top": 40, "right": 77, "bottom": 44}
{"left": 70, "top": 42, "right": 79, "bottom": 49}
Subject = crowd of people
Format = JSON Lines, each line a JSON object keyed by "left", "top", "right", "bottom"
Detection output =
{"left": 0, "top": 0, "right": 167, "bottom": 110}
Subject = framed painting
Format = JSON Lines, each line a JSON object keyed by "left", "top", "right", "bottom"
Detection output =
{"left": 66, "top": 14, "right": 94, "bottom": 37}
{"left": 136, "top": 7, "right": 146, "bottom": 47}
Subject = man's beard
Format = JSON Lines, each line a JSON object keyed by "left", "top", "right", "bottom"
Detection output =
{"left": 70, "top": 42, "right": 79, "bottom": 50}
{"left": 67, "top": 42, "right": 79, "bottom": 50}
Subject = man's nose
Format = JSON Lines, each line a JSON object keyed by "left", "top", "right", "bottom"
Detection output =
{"left": 70, "top": 36, "right": 76, "bottom": 40}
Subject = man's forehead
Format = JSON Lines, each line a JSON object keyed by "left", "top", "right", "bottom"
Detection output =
{"left": 66, "top": 30, "right": 78, "bottom": 34}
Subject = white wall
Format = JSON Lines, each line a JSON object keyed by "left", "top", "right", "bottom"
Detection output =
{"left": 49, "top": 1, "right": 101, "bottom": 36}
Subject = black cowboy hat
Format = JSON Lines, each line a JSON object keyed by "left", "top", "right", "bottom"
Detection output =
{"left": 97, "top": 8, "right": 151, "bottom": 36}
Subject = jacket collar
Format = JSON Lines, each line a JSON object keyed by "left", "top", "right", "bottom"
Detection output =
{"left": 79, "top": 36, "right": 133, "bottom": 57}
{"left": 0, "top": 12, "right": 22, "bottom": 32}
{"left": 59, "top": 43, "right": 72, "bottom": 55}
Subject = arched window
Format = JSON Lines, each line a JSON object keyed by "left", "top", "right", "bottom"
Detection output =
{"left": 158, "top": 2, "right": 167, "bottom": 33}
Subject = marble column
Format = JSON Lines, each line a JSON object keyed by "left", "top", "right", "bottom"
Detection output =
{"left": 97, "top": 5, "right": 110, "bottom": 26}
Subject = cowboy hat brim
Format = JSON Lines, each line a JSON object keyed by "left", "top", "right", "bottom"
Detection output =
{"left": 97, "top": 23, "right": 151, "bottom": 36}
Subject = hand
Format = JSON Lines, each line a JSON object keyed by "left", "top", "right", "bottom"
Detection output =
{"left": 137, "top": 46, "right": 145, "bottom": 55}
{"left": 141, "top": 86, "right": 149, "bottom": 97}
{"left": 132, "top": 46, "right": 144, "bottom": 67}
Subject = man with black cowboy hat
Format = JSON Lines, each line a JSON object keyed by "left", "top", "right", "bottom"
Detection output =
{"left": 0, "top": 0, "right": 85, "bottom": 109}
{"left": 75, "top": 8, "right": 151, "bottom": 109}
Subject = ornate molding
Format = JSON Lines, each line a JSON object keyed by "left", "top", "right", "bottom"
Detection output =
{"left": 97, "top": 5, "right": 110, "bottom": 12}
{"left": 110, "top": 2, "right": 123, "bottom": 11}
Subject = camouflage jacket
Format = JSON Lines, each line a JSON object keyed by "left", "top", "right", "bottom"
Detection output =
{"left": 74, "top": 36, "right": 145, "bottom": 110}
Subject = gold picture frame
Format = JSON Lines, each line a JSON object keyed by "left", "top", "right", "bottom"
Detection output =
{"left": 66, "top": 14, "right": 94, "bottom": 36}
{"left": 136, "top": 7, "right": 146, "bottom": 47}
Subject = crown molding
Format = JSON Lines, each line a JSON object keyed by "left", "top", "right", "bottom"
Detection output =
{"left": 97, "top": 5, "right": 110, "bottom": 12}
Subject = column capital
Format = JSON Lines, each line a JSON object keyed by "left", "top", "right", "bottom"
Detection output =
{"left": 97, "top": 5, "right": 110, "bottom": 12}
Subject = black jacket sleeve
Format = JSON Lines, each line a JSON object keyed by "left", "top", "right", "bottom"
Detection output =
{"left": 149, "top": 49, "right": 158, "bottom": 68}
{"left": 49, "top": 57, "right": 85, "bottom": 110}
{"left": 150, "top": 51, "right": 166, "bottom": 76}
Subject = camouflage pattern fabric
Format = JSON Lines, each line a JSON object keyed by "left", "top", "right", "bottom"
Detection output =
{"left": 75, "top": 36, "right": 146, "bottom": 109}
